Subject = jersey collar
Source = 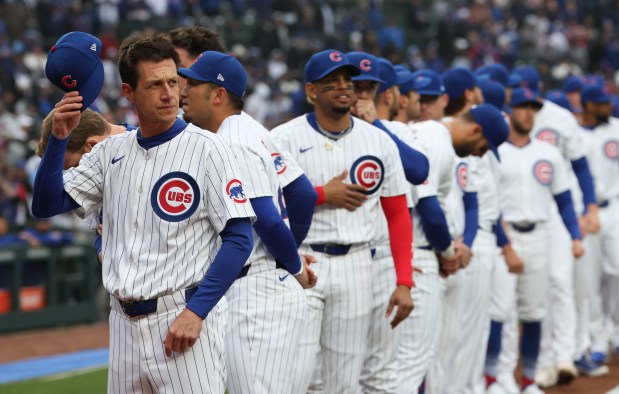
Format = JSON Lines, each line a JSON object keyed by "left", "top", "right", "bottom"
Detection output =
{"left": 136, "top": 118, "right": 188, "bottom": 150}
{"left": 306, "top": 112, "right": 354, "bottom": 141}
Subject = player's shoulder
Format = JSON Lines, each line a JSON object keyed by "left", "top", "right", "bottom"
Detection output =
{"left": 183, "top": 123, "right": 231, "bottom": 152}
{"left": 271, "top": 114, "right": 309, "bottom": 136}
{"left": 531, "top": 138, "right": 562, "bottom": 159}
{"left": 381, "top": 119, "right": 411, "bottom": 138}
{"left": 538, "top": 100, "right": 578, "bottom": 127}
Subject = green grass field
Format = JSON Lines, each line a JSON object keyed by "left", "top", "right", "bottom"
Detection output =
{"left": 0, "top": 367, "right": 107, "bottom": 394}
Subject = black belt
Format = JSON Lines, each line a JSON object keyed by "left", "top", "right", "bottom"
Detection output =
{"left": 598, "top": 200, "right": 609, "bottom": 208}
{"left": 310, "top": 244, "right": 353, "bottom": 256}
{"left": 119, "top": 286, "right": 198, "bottom": 318}
{"left": 237, "top": 260, "right": 286, "bottom": 280}
{"left": 371, "top": 248, "right": 376, "bottom": 258}
{"left": 510, "top": 223, "right": 536, "bottom": 233}
{"left": 478, "top": 224, "right": 498, "bottom": 233}
{"left": 416, "top": 245, "right": 433, "bottom": 251}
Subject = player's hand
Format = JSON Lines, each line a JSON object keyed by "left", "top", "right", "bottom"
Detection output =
{"left": 454, "top": 238, "right": 473, "bottom": 269}
{"left": 585, "top": 205, "right": 600, "bottom": 234}
{"left": 97, "top": 224, "right": 103, "bottom": 237}
{"left": 295, "top": 254, "right": 318, "bottom": 289}
{"left": 386, "top": 285, "right": 414, "bottom": 329}
{"left": 163, "top": 308, "right": 203, "bottom": 357}
{"left": 502, "top": 244, "right": 524, "bottom": 274}
{"left": 351, "top": 99, "right": 379, "bottom": 123}
{"left": 97, "top": 252, "right": 103, "bottom": 265}
{"left": 572, "top": 239, "right": 585, "bottom": 258}
{"left": 323, "top": 170, "right": 368, "bottom": 211}
{"left": 438, "top": 254, "right": 459, "bottom": 276}
{"left": 52, "top": 92, "right": 83, "bottom": 139}
{"left": 578, "top": 216, "right": 590, "bottom": 239}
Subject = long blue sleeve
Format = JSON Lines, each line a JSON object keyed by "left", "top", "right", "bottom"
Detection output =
{"left": 282, "top": 175, "right": 317, "bottom": 247}
{"left": 495, "top": 216, "right": 509, "bottom": 247}
{"left": 554, "top": 190, "right": 582, "bottom": 240}
{"left": 415, "top": 196, "right": 452, "bottom": 251}
{"left": 462, "top": 192, "right": 479, "bottom": 248}
{"left": 251, "top": 196, "right": 303, "bottom": 275}
{"left": 571, "top": 157, "right": 596, "bottom": 210}
{"left": 372, "top": 120, "right": 430, "bottom": 185}
{"left": 185, "top": 218, "right": 253, "bottom": 319}
{"left": 31, "top": 133, "right": 80, "bottom": 218}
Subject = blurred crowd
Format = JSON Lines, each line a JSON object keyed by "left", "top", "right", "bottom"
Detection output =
{"left": 2, "top": 0, "right": 619, "bottom": 232}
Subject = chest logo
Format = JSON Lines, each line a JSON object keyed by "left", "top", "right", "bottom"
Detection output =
{"left": 350, "top": 155, "right": 385, "bottom": 195}
{"left": 535, "top": 128, "right": 560, "bottom": 147}
{"left": 456, "top": 162, "right": 468, "bottom": 191}
{"left": 532, "top": 160, "right": 554, "bottom": 186}
{"left": 604, "top": 140, "right": 619, "bottom": 160}
{"left": 226, "top": 179, "right": 247, "bottom": 203}
{"left": 151, "top": 172, "right": 200, "bottom": 222}
{"left": 272, "top": 152, "right": 287, "bottom": 174}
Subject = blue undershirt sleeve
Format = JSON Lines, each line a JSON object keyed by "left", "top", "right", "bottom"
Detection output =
{"left": 282, "top": 175, "right": 317, "bottom": 247}
{"left": 31, "top": 134, "right": 80, "bottom": 218}
{"left": 462, "top": 192, "right": 479, "bottom": 248}
{"left": 372, "top": 120, "right": 430, "bottom": 185}
{"left": 251, "top": 197, "right": 303, "bottom": 275}
{"left": 554, "top": 190, "right": 582, "bottom": 240}
{"left": 185, "top": 218, "right": 253, "bottom": 319}
{"left": 570, "top": 157, "right": 596, "bottom": 211}
{"left": 495, "top": 216, "right": 509, "bottom": 248}
{"left": 415, "top": 196, "right": 452, "bottom": 252}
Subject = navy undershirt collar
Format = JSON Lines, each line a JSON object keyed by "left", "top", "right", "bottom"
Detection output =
{"left": 306, "top": 112, "right": 354, "bottom": 140}
{"left": 136, "top": 118, "right": 188, "bottom": 149}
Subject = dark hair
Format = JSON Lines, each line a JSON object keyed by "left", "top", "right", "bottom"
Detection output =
{"left": 168, "top": 26, "right": 226, "bottom": 57}
{"left": 444, "top": 96, "right": 466, "bottom": 116}
{"left": 458, "top": 109, "right": 477, "bottom": 124}
{"left": 38, "top": 109, "right": 109, "bottom": 157}
{"left": 118, "top": 33, "right": 181, "bottom": 89}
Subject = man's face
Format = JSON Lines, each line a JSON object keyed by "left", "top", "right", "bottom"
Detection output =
{"left": 567, "top": 92, "right": 581, "bottom": 112}
{"left": 62, "top": 125, "right": 125, "bottom": 170}
{"left": 180, "top": 79, "right": 216, "bottom": 129}
{"left": 472, "top": 86, "right": 484, "bottom": 105}
{"left": 419, "top": 94, "right": 446, "bottom": 121}
{"left": 405, "top": 91, "right": 421, "bottom": 121}
{"left": 63, "top": 150, "right": 83, "bottom": 170}
{"left": 353, "top": 80, "right": 379, "bottom": 101}
{"left": 510, "top": 104, "right": 538, "bottom": 135}
{"left": 307, "top": 68, "right": 354, "bottom": 116}
{"left": 388, "top": 86, "right": 401, "bottom": 119}
{"left": 175, "top": 47, "right": 194, "bottom": 95}
{"left": 123, "top": 59, "right": 179, "bottom": 128}
{"left": 587, "top": 101, "right": 612, "bottom": 124}
{"left": 454, "top": 126, "right": 488, "bottom": 158}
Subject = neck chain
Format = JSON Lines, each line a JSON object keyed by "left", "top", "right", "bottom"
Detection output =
{"left": 315, "top": 119, "right": 353, "bottom": 141}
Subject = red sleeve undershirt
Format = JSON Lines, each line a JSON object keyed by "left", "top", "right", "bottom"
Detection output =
{"left": 315, "top": 186, "right": 326, "bottom": 206}
{"left": 380, "top": 195, "right": 414, "bottom": 288}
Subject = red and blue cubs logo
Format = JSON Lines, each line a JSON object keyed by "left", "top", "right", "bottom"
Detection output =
{"left": 456, "top": 162, "right": 468, "bottom": 191}
{"left": 360, "top": 59, "right": 372, "bottom": 71}
{"left": 350, "top": 155, "right": 385, "bottom": 195}
{"left": 532, "top": 160, "right": 553, "bottom": 186}
{"left": 151, "top": 172, "right": 200, "bottom": 222}
{"left": 604, "top": 140, "right": 619, "bottom": 160}
{"left": 535, "top": 128, "right": 559, "bottom": 147}
{"left": 272, "top": 152, "right": 287, "bottom": 174}
{"left": 62, "top": 75, "right": 77, "bottom": 89}
{"left": 226, "top": 179, "right": 247, "bottom": 203}
{"left": 329, "top": 51, "right": 343, "bottom": 62}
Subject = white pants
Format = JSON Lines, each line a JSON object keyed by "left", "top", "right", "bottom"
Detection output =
{"left": 396, "top": 249, "right": 443, "bottom": 394}
{"left": 225, "top": 265, "right": 307, "bottom": 394}
{"left": 108, "top": 292, "right": 227, "bottom": 394}
{"left": 360, "top": 244, "right": 400, "bottom": 394}
{"left": 293, "top": 245, "right": 374, "bottom": 394}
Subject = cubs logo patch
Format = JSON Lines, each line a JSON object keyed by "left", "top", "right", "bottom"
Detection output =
{"left": 535, "top": 128, "right": 559, "bottom": 147}
{"left": 360, "top": 58, "right": 372, "bottom": 71}
{"left": 604, "top": 140, "right": 619, "bottom": 160}
{"left": 272, "top": 152, "right": 287, "bottom": 174}
{"left": 532, "top": 160, "right": 553, "bottom": 186}
{"left": 151, "top": 172, "right": 200, "bottom": 222}
{"left": 62, "top": 75, "right": 77, "bottom": 89}
{"left": 456, "top": 162, "right": 468, "bottom": 191}
{"left": 329, "top": 51, "right": 343, "bottom": 62}
{"left": 226, "top": 179, "right": 247, "bottom": 203}
{"left": 350, "top": 155, "right": 385, "bottom": 195}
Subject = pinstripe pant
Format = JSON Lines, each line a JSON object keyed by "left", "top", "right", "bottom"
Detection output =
{"left": 225, "top": 266, "right": 307, "bottom": 394}
{"left": 396, "top": 249, "right": 443, "bottom": 394}
{"left": 292, "top": 245, "right": 374, "bottom": 394}
{"left": 108, "top": 292, "right": 227, "bottom": 394}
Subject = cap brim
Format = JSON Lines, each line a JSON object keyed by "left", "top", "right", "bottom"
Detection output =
{"left": 79, "top": 61, "right": 104, "bottom": 111}
{"left": 352, "top": 75, "right": 385, "bottom": 84}
{"left": 417, "top": 89, "right": 443, "bottom": 96}
{"left": 312, "top": 64, "right": 361, "bottom": 82}
{"left": 178, "top": 67, "right": 212, "bottom": 83}
{"left": 489, "top": 145, "right": 501, "bottom": 161}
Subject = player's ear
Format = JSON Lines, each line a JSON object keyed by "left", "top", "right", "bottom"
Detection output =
{"left": 121, "top": 83, "right": 134, "bottom": 103}
{"left": 84, "top": 135, "right": 106, "bottom": 152}
{"left": 305, "top": 82, "right": 317, "bottom": 103}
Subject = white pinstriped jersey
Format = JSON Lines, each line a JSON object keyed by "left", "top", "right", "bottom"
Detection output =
{"left": 63, "top": 122, "right": 255, "bottom": 300}
{"left": 445, "top": 155, "right": 478, "bottom": 238}
{"left": 498, "top": 139, "right": 570, "bottom": 223}
{"left": 271, "top": 115, "right": 409, "bottom": 245}
{"left": 218, "top": 114, "right": 282, "bottom": 268}
{"left": 580, "top": 117, "right": 619, "bottom": 201}
{"left": 410, "top": 120, "right": 455, "bottom": 247}
{"left": 477, "top": 153, "right": 500, "bottom": 229}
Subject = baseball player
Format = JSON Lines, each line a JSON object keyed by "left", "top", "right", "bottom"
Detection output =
{"left": 271, "top": 50, "right": 415, "bottom": 394}
{"left": 578, "top": 84, "right": 619, "bottom": 368}
{"left": 563, "top": 76, "right": 583, "bottom": 120}
{"left": 485, "top": 88, "right": 583, "bottom": 394}
{"left": 32, "top": 33, "right": 256, "bottom": 393}
{"left": 178, "top": 50, "right": 315, "bottom": 394}
{"left": 414, "top": 69, "right": 449, "bottom": 123}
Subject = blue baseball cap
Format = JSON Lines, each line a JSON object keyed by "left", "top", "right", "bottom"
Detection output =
{"left": 508, "top": 73, "right": 522, "bottom": 88}
{"left": 612, "top": 95, "right": 619, "bottom": 118}
{"left": 304, "top": 50, "right": 360, "bottom": 83}
{"left": 347, "top": 52, "right": 384, "bottom": 84}
{"left": 178, "top": 51, "right": 247, "bottom": 97}
{"left": 512, "top": 66, "right": 541, "bottom": 94}
{"left": 562, "top": 76, "right": 582, "bottom": 93}
{"left": 510, "top": 87, "right": 544, "bottom": 109}
{"left": 581, "top": 74, "right": 604, "bottom": 88}
{"left": 581, "top": 84, "right": 612, "bottom": 106}
{"left": 475, "top": 64, "right": 509, "bottom": 88}
{"left": 398, "top": 71, "right": 432, "bottom": 95}
{"left": 45, "top": 31, "right": 104, "bottom": 111}
{"left": 544, "top": 90, "right": 573, "bottom": 112}
{"left": 476, "top": 78, "right": 506, "bottom": 111}
{"left": 442, "top": 67, "right": 477, "bottom": 100}
{"left": 411, "top": 70, "right": 445, "bottom": 96}
{"left": 470, "top": 103, "right": 509, "bottom": 160}
{"left": 393, "top": 64, "right": 410, "bottom": 74}
{"left": 377, "top": 58, "right": 397, "bottom": 94}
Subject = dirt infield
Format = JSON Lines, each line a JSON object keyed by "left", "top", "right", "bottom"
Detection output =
{"left": 546, "top": 354, "right": 619, "bottom": 394}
